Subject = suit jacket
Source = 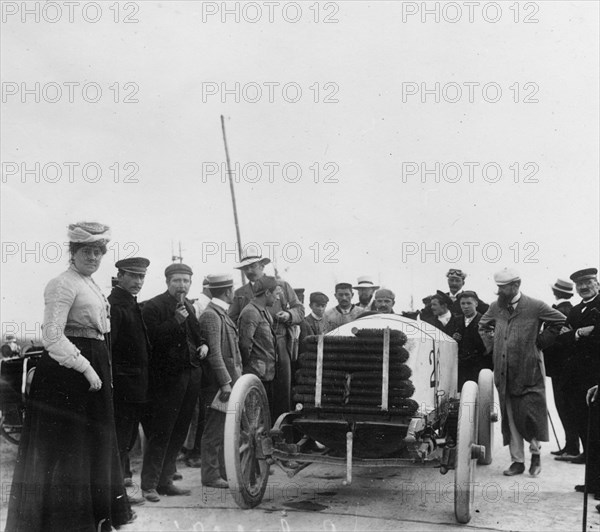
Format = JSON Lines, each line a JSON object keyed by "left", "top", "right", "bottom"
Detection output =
{"left": 447, "top": 313, "right": 487, "bottom": 363}
{"left": 323, "top": 305, "right": 363, "bottom": 332}
{"left": 299, "top": 314, "right": 325, "bottom": 353}
{"left": 199, "top": 301, "right": 243, "bottom": 390}
{"left": 423, "top": 314, "right": 454, "bottom": 335}
{"left": 238, "top": 301, "right": 277, "bottom": 381}
{"left": 556, "top": 294, "right": 600, "bottom": 386}
{"left": 108, "top": 286, "right": 151, "bottom": 403}
{"left": 229, "top": 279, "right": 304, "bottom": 360}
{"left": 543, "top": 300, "right": 574, "bottom": 377}
{"left": 142, "top": 291, "right": 206, "bottom": 381}
{"left": 448, "top": 291, "right": 490, "bottom": 317}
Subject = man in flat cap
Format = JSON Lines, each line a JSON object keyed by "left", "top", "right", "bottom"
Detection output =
{"left": 556, "top": 268, "right": 600, "bottom": 496}
{"left": 323, "top": 283, "right": 363, "bottom": 332}
{"left": 108, "top": 257, "right": 152, "bottom": 504}
{"left": 447, "top": 291, "right": 491, "bottom": 390}
{"left": 198, "top": 274, "right": 243, "bottom": 489}
{"left": 445, "top": 268, "right": 489, "bottom": 317}
{"left": 140, "top": 263, "right": 208, "bottom": 502}
{"left": 229, "top": 254, "right": 304, "bottom": 417}
{"left": 479, "top": 268, "right": 566, "bottom": 478}
{"left": 423, "top": 291, "right": 455, "bottom": 334}
{"left": 353, "top": 276, "right": 380, "bottom": 311}
{"left": 543, "top": 278, "right": 578, "bottom": 460}
{"left": 298, "top": 292, "right": 329, "bottom": 353}
{"left": 238, "top": 276, "right": 281, "bottom": 419}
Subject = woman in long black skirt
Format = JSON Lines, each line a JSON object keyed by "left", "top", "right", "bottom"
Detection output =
{"left": 5, "top": 222, "right": 133, "bottom": 532}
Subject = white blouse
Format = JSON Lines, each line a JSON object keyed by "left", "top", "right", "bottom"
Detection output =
{"left": 42, "top": 265, "right": 110, "bottom": 372}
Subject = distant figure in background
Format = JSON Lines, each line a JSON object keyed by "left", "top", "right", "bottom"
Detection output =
{"left": 447, "top": 291, "right": 491, "bottom": 390}
{"left": 424, "top": 291, "right": 454, "bottom": 334}
{"left": 353, "top": 276, "right": 380, "bottom": 311}
{"left": 445, "top": 268, "right": 489, "bottom": 316}
{"left": 1, "top": 334, "right": 20, "bottom": 359}
{"left": 108, "top": 257, "right": 151, "bottom": 506}
{"left": 324, "top": 283, "right": 363, "bottom": 332}
{"left": 198, "top": 274, "right": 243, "bottom": 489}
{"left": 479, "top": 268, "right": 565, "bottom": 478}
{"left": 299, "top": 292, "right": 329, "bottom": 353}
{"left": 542, "top": 278, "right": 578, "bottom": 460}
{"left": 5, "top": 221, "right": 133, "bottom": 531}
{"left": 373, "top": 288, "right": 396, "bottom": 314}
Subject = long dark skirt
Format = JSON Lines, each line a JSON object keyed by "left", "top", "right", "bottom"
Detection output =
{"left": 4, "top": 337, "right": 132, "bottom": 532}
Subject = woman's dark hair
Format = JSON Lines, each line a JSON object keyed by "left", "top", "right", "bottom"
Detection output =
{"left": 69, "top": 241, "right": 108, "bottom": 256}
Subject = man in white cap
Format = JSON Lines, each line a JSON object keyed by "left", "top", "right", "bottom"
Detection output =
{"left": 353, "top": 276, "right": 380, "bottom": 310}
{"left": 229, "top": 254, "right": 304, "bottom": 417}
{"left": 479, "top": 267, "right": 566, "bottom": 477}
{"left": 198, "top": 273, "right": 243, "bottom": 489}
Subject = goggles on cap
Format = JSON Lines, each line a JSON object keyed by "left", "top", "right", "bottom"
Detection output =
{"left": 447, "top": 269, "right": 465, "bottom": 277}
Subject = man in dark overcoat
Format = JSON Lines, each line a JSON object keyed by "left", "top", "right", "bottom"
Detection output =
{"left": 198, "top": 273, "right": 243, "bottom": 489}
{"left": 229, "top": 254, "right": 304, "bottom": 416}
{"left": 479, "top": 268, "right": 565, "bottom": 477}
{"left": 140, "top": 263, "right": 208, "bottom": 502}
{"left": 555, "top": 268, "right": 600, "bottom": 495}
{"left": 108, "top": 257, "right": 151, "bottom": 505}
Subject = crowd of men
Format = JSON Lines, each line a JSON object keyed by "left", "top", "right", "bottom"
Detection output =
{"left": 105, "top": 253, "right": 599, "bottom": 511}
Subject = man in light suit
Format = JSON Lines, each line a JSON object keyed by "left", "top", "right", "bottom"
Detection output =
{"left": 479, "top": 268, "right": 565, "bottom": 478}
{"left": 198, "top": 274, "right": 243, "bottom": 489}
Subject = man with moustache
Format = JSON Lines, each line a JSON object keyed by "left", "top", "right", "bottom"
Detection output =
{"left": 140, "top": 263, "right": 208, "bottom": 502}
{"left": 555, "top": 268, "right": 600, "bottom": 496}
{"left": 373, "top": 288, "right": 396, "bottom": 314}
{"left": 108, "top": 257, "right": 151, "bottom": 505}
{"left": 198, "top": 274, "right": 243, "bottom": 489}
{"left": 229, "top": 254, "right": 304, "bottom": 416}
{"left": 323, "top": 283, "right": 363, "bottom": 332}
{"left": 479, "top": 268, "right": 565, "bottom": 477}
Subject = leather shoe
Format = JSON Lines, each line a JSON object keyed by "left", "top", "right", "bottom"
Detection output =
{"left": 172, "top": 472, "right": 183, "bottom": 481}
{"left": 127, "top": 494, "right": 145, "bottom": 506}
{"left": 503, "top": 462, "right": 525, "bottom": 476}
{"left": 596, "top": 504, "right": 600, "bottom": 513}
{"left": 529, "top": 454, "right": 541, "bottom": 476}
{"left": 570, "top": 453, "right": 586, "bottom": 464}
{"left": 185, "top": 456, "right": 202, "bottom": 468}
{"left": 124, "top": 477, "right": 134, "bottom": 487}
{"left": 574, "top": 484, "right": 600, "bottom": 494}
{"left": 554, "top": 453, "right": 580, "bottom": 461}
{"left": 202, "top": 478, "right": 229, "bottom": 489}
{"left": 142, "top": 489, "right": 161, "bottom": 502}
{"left": 157, "top": 484, "right": 191, "bottom": 496}
{"left": 550, "top": 447, "right": 566, "bottom": 456}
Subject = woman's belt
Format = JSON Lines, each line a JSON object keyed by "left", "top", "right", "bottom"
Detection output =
{"left": 64, "top": 327, "right": 105, "bottom": 341}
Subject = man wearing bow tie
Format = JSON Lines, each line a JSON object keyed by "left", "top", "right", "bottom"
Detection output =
{"left": 479, "top": 268, "right": 566, "bottom": 478}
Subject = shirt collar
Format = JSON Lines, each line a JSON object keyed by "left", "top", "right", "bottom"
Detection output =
{"left": 310, "top": 312, "right": 323, "bottom": 321}
{"left": 212, "top": 298, "right": 229, "bottom": 311}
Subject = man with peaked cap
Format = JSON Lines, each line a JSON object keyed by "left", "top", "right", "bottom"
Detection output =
{"left": 198, "top": 273, "right": 243, "bottom": 489}
{"left": 353, "top": 276, "right": 380, "bottom": 310}
{"left": 299, "top": 292, "right": 329, "bottom": 354}
{"left": 479, "top": 268, "right": 566, "bottom": 478}
{"left": 323, "top": 283, "right": 363, "bottom": 332}
{"left": 229, "top": 254, "right": 304, "bottom": 417}
{"left": 445, "top": 268, "right": 489, "bottom": 317}
{"left": 543, "top": 278, "right": 578, "bottom": 459}
{"left": 108, "top": 257, "right": 151, "bottom": 505}
{"left": 140, "top": 263, "right": 208, "bottom": 502}
{"left": 373, "top": 288, "right": 396, "bottom": 314}
{"left": 555, "top": 268, "right": 600, "bottom": 495}
{"left": 238, "top": 276, "right": 281, "bottom": 418}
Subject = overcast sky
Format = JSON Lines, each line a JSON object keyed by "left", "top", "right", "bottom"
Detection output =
{"left": 1, "top": 0, "right": 598, "bottom": 341}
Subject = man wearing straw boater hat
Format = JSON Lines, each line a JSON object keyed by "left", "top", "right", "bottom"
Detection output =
{"left": 353, "top": 276, "right": 380, "bottom": 310}
{"left": 479, "top": 267, "right": 566, "bottom": 478}
{"left": 229, "top": 254, "right": 304, "bottom": 418}
{"left": 198, "top": 273, "right": 243, "bottom": 489}
{"left": 543, "top": 278, "right": 578, "bottom": 460}
{"left": 555, "top": 268, "right": 600, "bottom": 497}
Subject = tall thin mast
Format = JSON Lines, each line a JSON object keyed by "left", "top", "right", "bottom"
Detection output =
{"left": 221, "top": 115, "right": 245, "bottom": 285}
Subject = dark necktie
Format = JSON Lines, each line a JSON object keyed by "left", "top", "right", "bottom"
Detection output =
{"left": 507, "top": 304, "right": 514, "bottom": 315}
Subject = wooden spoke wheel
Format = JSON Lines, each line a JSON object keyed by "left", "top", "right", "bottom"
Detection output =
{"left": 224, "top": 375, "right": 271, "bottom": 509}
{"left": 454, "top": 380, "right": 479, "bottom": 524}
{"left": 477, "top": 369, "right": 495, "bottom": 465}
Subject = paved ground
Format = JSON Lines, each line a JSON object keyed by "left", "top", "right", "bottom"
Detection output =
{"left": 1, "top": 381, "right": 599, "bottom": 531}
